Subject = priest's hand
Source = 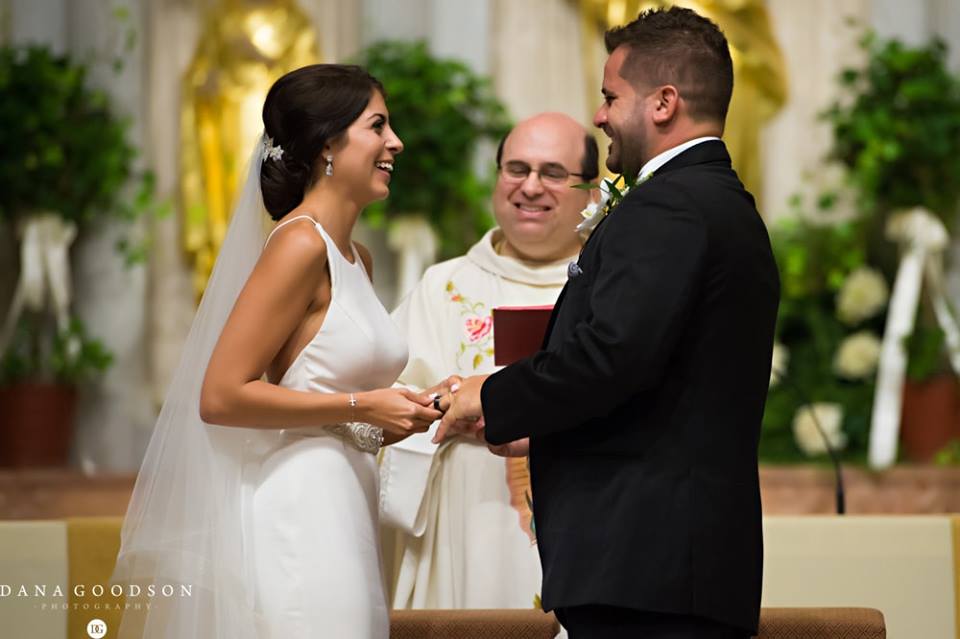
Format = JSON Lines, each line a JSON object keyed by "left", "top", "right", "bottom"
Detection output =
{"left": 480, "top": 431, "right": 529, "bottom": 458}
{"left": 433, "top": 374, "right": 488, "bottom": 443}
{"left": 423, "top": 375, "right": 463, "bottom": 404}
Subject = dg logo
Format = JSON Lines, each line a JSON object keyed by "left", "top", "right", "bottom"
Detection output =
{"left": 86, "top": 618, "right": 108, "bottom": 638}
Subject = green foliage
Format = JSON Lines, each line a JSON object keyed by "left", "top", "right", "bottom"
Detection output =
{"left": 820, "top": 30, "right": 960, "bottom": 383}
{"left": 903, "top": 324, "right": 946, "bottom": 382}
{"left": 824, "top": 33, "right": 960, "bottom": 229}
{"left": 0, "top": 45, "right": 166, "bottom": 263}
{"left": 0, "top": 44, "right": 169, "bottom": 386}
{"left": 934, "top": 439, "right": 960, "bottom": 466}
{"left": 763, "top": 30, "right": 960, "bottom": 461}
{"left": 0, "top": 46, "right": 133, "bottom": 223}
{"left": 113, "top": 171, "right": 173, "bottom": 266}
{"left": 775, "top": 216, "right": 867, "bottom": 306}
{"left": 0, "top": 321, "right": 34, "bottom": 383}
{"left": 355, "top": 41, "right": 512, "bottom": 258}
{"left": 1, "top": 315, "right": 112, "bottom": 386}
{"left": 761, "top": 201, "right": 886, "bottom": 463}
{"left": 49, "top": 318, "right": 113, "bottom": 384}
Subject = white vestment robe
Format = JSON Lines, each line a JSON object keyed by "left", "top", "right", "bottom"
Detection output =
{"left": 380, "top": 228, "right": 570, "bottom": 609}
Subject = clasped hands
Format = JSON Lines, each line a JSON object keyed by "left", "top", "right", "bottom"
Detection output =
{"left": 427, "top": 374, "right": 529, "bottom": 458}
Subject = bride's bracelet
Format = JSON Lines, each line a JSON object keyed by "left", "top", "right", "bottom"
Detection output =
{"left": 348, "top": 392, "right": 358, "bottom": 422}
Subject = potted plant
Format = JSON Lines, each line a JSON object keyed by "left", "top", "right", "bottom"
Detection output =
{"left": 0, "top": 317, "right": 111, "bottom": 466}
{"left": 823, "top": 32, "right": 960, "bottom": 463}
{"left": 0, "top": 45, "right": 158, "bottom": 466}
{"left": 354, "top": 41, "right": 511, "bottom": 294}
{"left": 762, "top": 200, "right": 888, "bottom": 464}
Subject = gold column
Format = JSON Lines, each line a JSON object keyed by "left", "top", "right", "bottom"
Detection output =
{"left": 180, "top": 0, "right": 319, "bottom": 299}
{"left": 579, "top": 0, "right": 787, "bottom": 211}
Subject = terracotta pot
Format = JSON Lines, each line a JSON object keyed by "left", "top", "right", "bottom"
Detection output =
{"left": 900, "top": 375, "right": 960, "bottom": 462}
{"left": 0, "top": 382, "right": 77, "bottom": 467}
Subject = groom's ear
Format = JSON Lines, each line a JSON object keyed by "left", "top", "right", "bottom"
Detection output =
{"left": 651, "top": 85, "right": 680, "bottom": 125}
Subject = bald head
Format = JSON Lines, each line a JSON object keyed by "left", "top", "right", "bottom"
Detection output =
{"left": 497, "top": 112, "right": 599, "bottom": 181}
{"left": 492, "top": 112, "right": 598, "bottom": 263}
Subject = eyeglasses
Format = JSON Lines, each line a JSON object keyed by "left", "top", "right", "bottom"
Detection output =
{"left": 499, "top": 160, "right": 584, "bottom": 186}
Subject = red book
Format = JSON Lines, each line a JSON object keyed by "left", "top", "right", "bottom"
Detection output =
{"left": 492, "top": 305, "right": 554, "bottom": 366}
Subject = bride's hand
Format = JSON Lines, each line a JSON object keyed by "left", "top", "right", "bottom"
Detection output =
{"left": 356, "top": 388, "right": 442, "bottom": 436}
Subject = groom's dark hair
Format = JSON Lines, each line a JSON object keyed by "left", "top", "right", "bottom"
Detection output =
{"left": 605, "top": 7, "right": 733, "bottom": 125}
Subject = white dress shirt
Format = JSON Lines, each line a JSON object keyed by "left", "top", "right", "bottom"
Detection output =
{"left": 637, "top": 136, "right": 721, "bottom": 181}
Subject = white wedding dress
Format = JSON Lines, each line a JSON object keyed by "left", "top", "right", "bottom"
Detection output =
{"left": 114, "top": 138, "right": 410, "bottom": 637}
{"left": 248, "top": 216, "right": 407, "bottom": 637}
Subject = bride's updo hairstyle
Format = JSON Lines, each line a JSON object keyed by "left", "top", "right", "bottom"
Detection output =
{"left": 260, "top": 64, "right": 385, "bottom": 221}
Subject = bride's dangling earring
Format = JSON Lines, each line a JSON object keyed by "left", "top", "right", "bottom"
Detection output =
{"left": 325, "top": 155, "right": 334, "bottom": 177}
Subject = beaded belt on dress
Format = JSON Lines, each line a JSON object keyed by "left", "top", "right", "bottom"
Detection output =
{"left": 326, "top": 422, "right": 383, "bottom": 454}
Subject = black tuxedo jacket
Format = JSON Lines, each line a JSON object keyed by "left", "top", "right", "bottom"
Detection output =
{"left": 481, "top": 140, "right": 780, "bottom": 633}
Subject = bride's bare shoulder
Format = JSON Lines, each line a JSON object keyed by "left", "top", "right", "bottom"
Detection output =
{"left": 257, "top": 220, "right": 328, "bottom": 283}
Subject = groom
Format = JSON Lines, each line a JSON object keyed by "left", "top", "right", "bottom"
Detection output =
{"left": 436, "top": 7, "right": 779, "bottom": 639}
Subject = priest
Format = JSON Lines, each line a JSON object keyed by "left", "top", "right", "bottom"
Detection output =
{"left": 381, "top": 112, "right": 599, "bottom": 609}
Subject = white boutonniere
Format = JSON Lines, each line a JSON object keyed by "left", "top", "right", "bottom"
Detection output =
{"left": 575, "top": 179, "right": 612, "bottom": 233}
{"left": 574, "top": 172, "right": 649, "bottom": 234}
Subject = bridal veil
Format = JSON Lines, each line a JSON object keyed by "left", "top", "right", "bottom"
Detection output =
{"left": 112, "top": 138, "right": 274, "bottom": 638}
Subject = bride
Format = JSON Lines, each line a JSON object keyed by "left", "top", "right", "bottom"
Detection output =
{"left": 112, "top": 64, "right": 445, "bottom": 638}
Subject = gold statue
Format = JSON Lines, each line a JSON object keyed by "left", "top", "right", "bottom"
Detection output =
{"left": 580, "top": 0, "right": 787, "bottom": 210}
{"left": 180, "top": 0, "right": 318, "bottom": 298}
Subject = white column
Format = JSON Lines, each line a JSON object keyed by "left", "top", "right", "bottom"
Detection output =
{"left": 490, "top": 0, "right": 590, "bottom": 124}
{"left": 870, "top": 0, "right": 929, "bottom": 46}
{"left": 7, "top": 0, "right": 66, "bottom": 53}
{"left": 762, "top": 0, "right": 870, "bottom": 221}
{"left": 144, "top": 0, "right": 200, "bottom": 431}
{"left": 67, "top": 0, "right": 155, "bottom": 472}
{"left": 429, "top": 0, "right": 490, "bottom": 75}
{"left": 927, "top": 0, "right": 960, "bottom": 305}
{"left": 299, "top": 0, "right": 363, "bottom": 62}
{"left": 929, "top": 0, "right": 960, "bottom": 70}
{"left": 362, "top": 0, "right": 429, "bottom": 43}
{"left": 361, "top": 0, "right": 491, "bottom": 73}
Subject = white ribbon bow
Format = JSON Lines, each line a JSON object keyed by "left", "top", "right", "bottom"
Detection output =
{"left": 0, "top": 213, "right": 77, "bottom": 352}
{"left": 387, "top": 215, "right": 438, "bottom": 300}
{"left": 868, "top": 207, "right": 960, "bottom": 469}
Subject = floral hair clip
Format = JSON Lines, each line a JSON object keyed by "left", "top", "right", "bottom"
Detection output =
{"left": 262, "top": 136, "right": 284, "bottom": 162}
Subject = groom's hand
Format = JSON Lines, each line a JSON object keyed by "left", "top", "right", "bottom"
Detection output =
{"left": 433, "top": 374, "right": 489, "bottom": 443}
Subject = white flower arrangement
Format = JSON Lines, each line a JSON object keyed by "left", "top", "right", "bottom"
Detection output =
{"left": 833, "top": 330, "right": 882, "bottom": 380}
{"left": 65, "top": 334, "right": 83, "bottom": 360}
{"left": 769, "top": 341, "right": 789, "bottom": 387}
{"left": 836, "top": 267, "right": 889, "bottom": 325}
{"left": 792, "top": 403, "right": 847, "bottom": 456}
